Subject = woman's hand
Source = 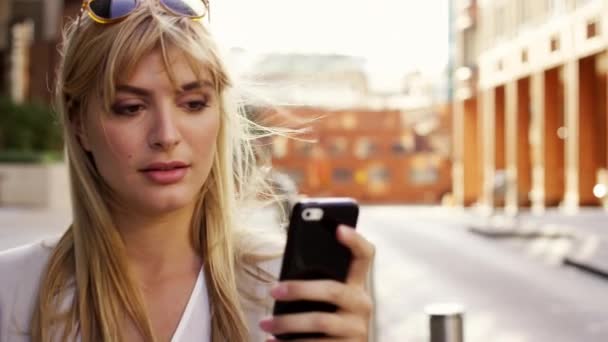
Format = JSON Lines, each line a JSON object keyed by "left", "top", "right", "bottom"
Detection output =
{"left": 259, "top": 224, "right": 375, "bottom": 341}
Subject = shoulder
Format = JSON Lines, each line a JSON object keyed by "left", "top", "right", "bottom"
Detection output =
{"left": 0, "top": 237, "right": 60, "bottom": 340}
{"left": 0, "top": 237, "right": 58, "bottom": 265}
{"left": 0, "top": 237, "right": 59, "bottom": 290}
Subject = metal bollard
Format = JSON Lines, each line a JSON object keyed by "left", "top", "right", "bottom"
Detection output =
{"left": 425, "top": 303, "right": 465, "bottom": 342}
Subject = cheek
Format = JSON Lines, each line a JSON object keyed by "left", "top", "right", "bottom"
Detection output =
{"left": 189, "top": 114, "right": 221, "bottom": 156}
{"left": 88, "top": 123, "right": 140, "bottom": 174}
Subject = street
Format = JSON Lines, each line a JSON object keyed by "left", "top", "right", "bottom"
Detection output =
{"left": 1, "top": 205, "right": 607, "bottom": 341}
{"left": 358, "top": 206, "right": 608, "bottom": 342}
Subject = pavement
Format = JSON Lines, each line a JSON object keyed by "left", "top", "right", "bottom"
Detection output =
{"left": 468, "top": 207, "right": 608, "bottom": 278}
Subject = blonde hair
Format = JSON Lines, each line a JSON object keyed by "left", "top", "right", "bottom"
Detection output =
{"left": 31, "top": 4, "right": 284, "bottom": 341}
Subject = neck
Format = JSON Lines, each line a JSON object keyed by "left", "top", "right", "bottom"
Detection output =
{"left": 113, "top": 202, "right": 202, "bottom": 284}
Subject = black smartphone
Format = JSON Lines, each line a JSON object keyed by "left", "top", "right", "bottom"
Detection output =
{"left": 272, "top": 197, "right": 359, "bottom": 340}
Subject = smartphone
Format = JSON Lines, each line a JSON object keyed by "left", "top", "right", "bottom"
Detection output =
{"left": 272, "top": 197, "right": 359, "bottom": 340}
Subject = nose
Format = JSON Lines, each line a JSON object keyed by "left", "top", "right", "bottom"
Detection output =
{"left": 147, "top": 104, "right": 181, "bottom": 151}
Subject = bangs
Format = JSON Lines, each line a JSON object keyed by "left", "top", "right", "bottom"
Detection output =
{"left": 93, "top": 7, "right": 230, "bottom": 113}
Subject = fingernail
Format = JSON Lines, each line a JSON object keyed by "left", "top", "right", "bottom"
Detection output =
{"left": 259, "top": 318, "right": 273, "bottom": 332}
{"left": 271, "top": 283, "right": 287, "bottom": 298}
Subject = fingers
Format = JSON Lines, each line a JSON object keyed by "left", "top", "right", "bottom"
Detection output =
{"left": 271, "top": 280, "right": 373, "bottom": 314}
{"left": 336, "top": 225, "right": 375, "bottom": 286}
{"left": 259, "top": 312, "right": 367, "bottom": 339}
{"left": 261, "top": 225, "right": 375, "bottom": 340}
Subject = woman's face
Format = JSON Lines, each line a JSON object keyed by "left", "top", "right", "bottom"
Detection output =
{"left": 80, "top": 47, "right": 220, "bottom": 214}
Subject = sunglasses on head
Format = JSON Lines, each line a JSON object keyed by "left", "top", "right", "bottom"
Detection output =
{"left": 80, "top": 0, "right": 209, "bottom": 24}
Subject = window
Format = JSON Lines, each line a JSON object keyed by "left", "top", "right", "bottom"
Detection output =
{"left": 409, "top": 156, "right": 439, "bottom": 185}
{"left": 548, "top": 0, "right": 565, "bottom": 15}
{"left": 341, "top": 113, "right": 357, "bottom": 130}
{"left": 494, "top": 3, "right": 506, "bottom": 39}
{"left": 587, "top": 20, "right": 599, "bottom": 39}
{"left": 368, "top": 165, "right": 390, "bottom": 183}
{"left": 550, "top": 36, "right": 560, "bottom": 52}
{"left": 391, "top": 142, "right": 406, "bottom": 155}
{"left": 294, "top": 141, "right": 313, "bottom": 157}
{"left": 354, "top": 138, "right": 377, "bottom": 159}
{"left": 518, "top": 0, "right": 531, "bottom": 27}
{"left": 272, "top": 136, "right": 288, "bottom": 158}
{"left": 576, "top": 0, "right": 592, "bottom": 8}
{"left": 410, "top": 168, "right": 439, "bottom": 185}
{"left": 329, "top": 137, "right": 348, "bottom": 157}
{"left": 332, "top": 168, "right": 352, "bottom": 183}
{"left": 463, "top": 28, "right": 477, "bottom": 66}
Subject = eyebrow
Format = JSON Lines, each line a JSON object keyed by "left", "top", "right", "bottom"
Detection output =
{"left": 115, "top": 80, "right": 214, "bottom": 96}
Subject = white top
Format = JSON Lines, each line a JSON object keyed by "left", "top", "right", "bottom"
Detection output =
{"left": 0, "top": 237, "right": 281, "bottom": 342}
{"left": 170, "top": 267, "right": 210, "bottom": 342}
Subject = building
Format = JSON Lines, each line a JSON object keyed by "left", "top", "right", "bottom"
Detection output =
{"left": 1, "top": 0, "right": 81, "bottom": 102}
{"left": 242, "top": 53, "right": 452, "bottom": 203}
{"left": 269, "top": 106, "right": 452, "bottom": 204}
{"left": 452, "top": 0, "right": 608, "bottom": 214}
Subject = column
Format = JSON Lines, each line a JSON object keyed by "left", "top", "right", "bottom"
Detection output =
{"left": 480, "top": 88, "right": 496, "bottom": 213}
{"left": 530, "top": 72, "right": 545, "bottom": 214}
{"left": 562, "top": 60, "right": 579, "bottom": 213}
{"left": 452, "top": 98, "right": 465, "bottom": 208}
{"left": 505, "top": 80, "right": 518, "bottom": 215}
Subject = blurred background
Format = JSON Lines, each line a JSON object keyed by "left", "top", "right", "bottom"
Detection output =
{"left": 1, "top": 0, "right": 608, "bottom": 341}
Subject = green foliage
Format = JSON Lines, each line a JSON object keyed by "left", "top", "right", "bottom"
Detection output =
{"left": 0, "top": 149, "right": 62, "bottom": 163}
{"left": 0, "top": 96, "right": 63, "bottom": 163}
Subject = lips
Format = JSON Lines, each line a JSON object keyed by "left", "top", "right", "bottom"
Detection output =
{"left": 141, "top": 161, "right": 189, "bottom": 171}
{"left": 140, "top": 161, "right": 190, "bottom": 185}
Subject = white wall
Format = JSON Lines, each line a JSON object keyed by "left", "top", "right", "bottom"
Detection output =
{"left": 0, "top": 163, "right": 71, "bottom": 210}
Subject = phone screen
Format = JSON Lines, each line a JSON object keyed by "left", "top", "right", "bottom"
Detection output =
{"left": 272, "top": 198, "right": 359, "bottom": 339}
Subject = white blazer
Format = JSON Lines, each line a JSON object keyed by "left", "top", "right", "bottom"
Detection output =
{"left": 0, "top": 237, "right": 281, "bottom": 342}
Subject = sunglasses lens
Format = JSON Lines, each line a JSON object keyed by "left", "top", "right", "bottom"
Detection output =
{"left": 161, "top": 0, "right": 208, "bottom": 18}
{"left": 89, "top": 0, "right": 138, "bottom": 20}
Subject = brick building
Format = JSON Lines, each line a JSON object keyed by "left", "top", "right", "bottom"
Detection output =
{"left": 268, "top": 106, "right": 452, "bottom": 204}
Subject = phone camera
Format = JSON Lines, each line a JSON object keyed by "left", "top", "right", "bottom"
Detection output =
{"left": 302, "top": 208, "right": 323, "bottom": 221}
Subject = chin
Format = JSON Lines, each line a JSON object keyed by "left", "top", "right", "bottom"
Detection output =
{"left": 139, "top": 190, "right": 198, "bottom": 214}
{"left": 149, "top": 200, "right": 191, "bottom": 213}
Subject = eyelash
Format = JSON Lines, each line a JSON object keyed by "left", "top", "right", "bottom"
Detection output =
{"left": 111, "top": 100, "right": 209, "bottom": 116}
{"left": 112, "top": 104, "right": 145, "bottom": 116}
{"left": 182, "top": 100, "right": 209, "bottom": 112}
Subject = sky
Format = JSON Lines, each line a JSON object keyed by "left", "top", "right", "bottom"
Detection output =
{"left": 209, "top": 0, "right": 450, "bottom": 80}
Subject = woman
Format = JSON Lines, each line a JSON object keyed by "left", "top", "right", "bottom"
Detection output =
{"left": 0, "top": 1, "right": 375, "bottom": 341}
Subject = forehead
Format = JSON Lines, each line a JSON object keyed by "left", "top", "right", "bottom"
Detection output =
{"left": 119, "top": 47, "right": 214, "bottom": 89}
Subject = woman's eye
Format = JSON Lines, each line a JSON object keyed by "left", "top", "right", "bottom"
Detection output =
{"left": 112, "top": 103, "right": 145, "bottom": 116}
{"left": 182, "top": 100, "right": 208, "bottom": 112}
